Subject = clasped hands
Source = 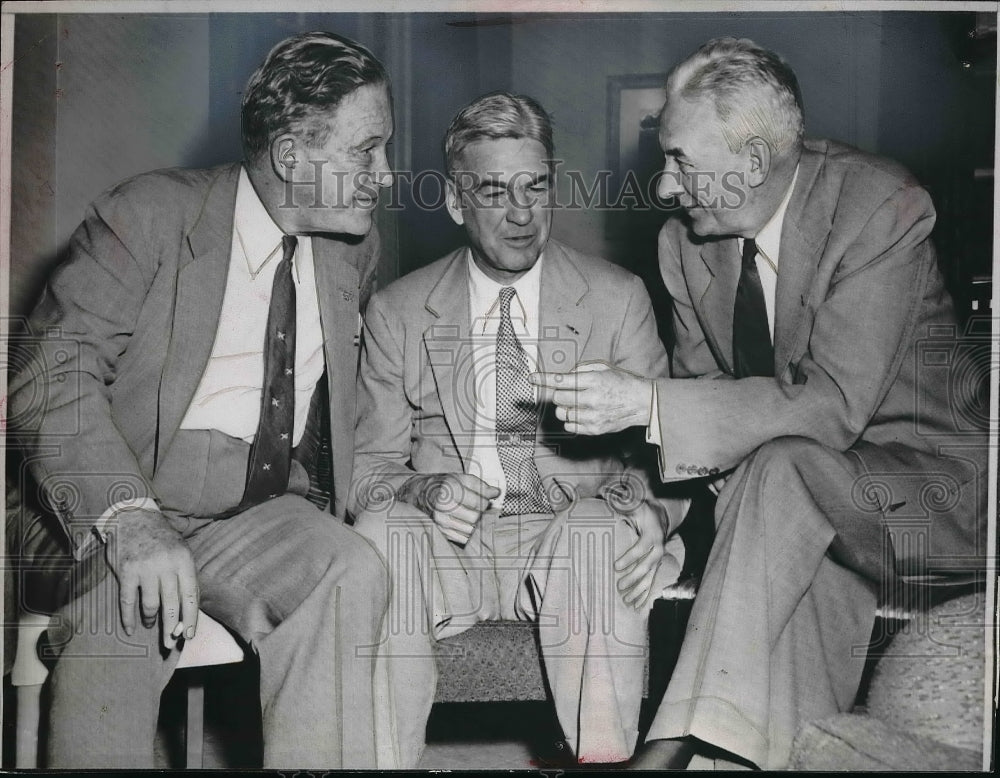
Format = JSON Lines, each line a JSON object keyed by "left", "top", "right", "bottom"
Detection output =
{"left": 527, "top": 361, "right": 653, "bottom": 436}
{"left": 399, "top": 471, "right": 671, "bottom": 608}
{"left": 101, "top": 507, "right": 199, "bottom": 650}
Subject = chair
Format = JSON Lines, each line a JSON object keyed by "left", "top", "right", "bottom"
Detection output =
{"left": 10, "top": 609, "right": 245, "bottom": 768}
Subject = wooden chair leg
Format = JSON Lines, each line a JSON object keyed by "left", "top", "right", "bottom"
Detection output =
{"left": 185, "top": 680, "right": 206, "bottom": 769}
{"left": 15, "top": 683, "right": 43, "bottom": 768}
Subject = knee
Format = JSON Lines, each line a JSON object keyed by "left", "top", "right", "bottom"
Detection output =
{"left": 746, "top": 436, "right": 833, "bottom": 481}
{"left": 293, "top": 521, "right": 389, "bottom": 606}
{"left": 352, "top": 499, "right": 436, "bottom": 556}
{"left": 337, "top": 528, "right": 390, "bottom": 599}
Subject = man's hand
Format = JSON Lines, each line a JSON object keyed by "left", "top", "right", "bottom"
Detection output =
{"left": 399, "top": 473, "right": 501, "bottom": 546}
{"left": 529, "top": 361, "right": 653, "bottom": 436}
{"left": 613, "top": 500, "right": 670, "bottom": 610}
{"left": 103, "top": 508, "right": 199, "bottom": 650}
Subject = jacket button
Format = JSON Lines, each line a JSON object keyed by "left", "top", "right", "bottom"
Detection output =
{"left": 687, "top": 465, "right": 699, "bottom": 475}
{"left": 676, "top": 463, "right": 687, "bottom": 474}
{"left": 709, "top": 467, "right": 720, "bottom": 476}
{"left": 698, "top": 466, "right": 709, "bottom": 476}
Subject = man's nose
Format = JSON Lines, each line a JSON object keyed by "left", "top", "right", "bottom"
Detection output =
{"left": 656, "top": 161, "right": 684, "bottom": 200}
{"left": 506, "top": 197, "right": 533, "bottom": 226}
{"left": 372, "top": 147, "right": 394, "bottom": 188}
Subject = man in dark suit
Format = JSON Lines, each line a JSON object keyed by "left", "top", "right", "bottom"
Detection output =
{"left": 531, "top": 38, "right": 988, "bottom": 769}
{"left": 349, "top": 92, "right": 687, "bottom": 768}
{"left": 8, "top": 31, "right": 394, "bottom": 768}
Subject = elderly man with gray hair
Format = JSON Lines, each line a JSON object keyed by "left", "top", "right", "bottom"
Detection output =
{"left": 532, "top": 37, "right": 987, "bottom": 770}
{"left": 350, "top": 90, "right": 687, "bottom": 768}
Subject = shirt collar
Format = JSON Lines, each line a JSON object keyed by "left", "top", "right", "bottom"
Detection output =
{"left": 234, "top": 166, "right": 286, "bottom": 276}
{"left": 752, "top": 163, "right": 800, "bottom": 271}
{"left": 466, "top": 248, "right": 544, "bottom": 331}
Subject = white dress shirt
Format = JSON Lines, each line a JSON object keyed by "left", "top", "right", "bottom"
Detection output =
{"left": 465, "top": 250, "right": 544, "bottom": 512}
{"left": 180, "top": 167, "right": 325, "bottom": 446}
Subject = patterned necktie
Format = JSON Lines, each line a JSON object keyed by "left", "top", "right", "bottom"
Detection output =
{"left": 732, "top": 237, "right": 775, "bottom": 378}
{"left": 239, "top": 234, "right": 297, "bottom": 509}
{"left": 495, "top": 287, "right": 551, "bottom": 517}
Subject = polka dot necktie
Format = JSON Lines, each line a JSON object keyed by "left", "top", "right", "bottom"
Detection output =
{"left": 732, "top": 238, "right": 775, "bottom": 378}
{"left": 239, "top": 234, "right": 298, "bottom": 510}
{"left": 495, "top": 287, "right": 551, "bottom": 517}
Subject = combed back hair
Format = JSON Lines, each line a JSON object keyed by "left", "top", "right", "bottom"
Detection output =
{"left": 666, "top": 37, "right": 804, "bottom": 155}
{"left": 443, "top": 92, "right": 554, "bottom": 178}
{"left": 241, "top": 31, "right": 389, "bottom": 160}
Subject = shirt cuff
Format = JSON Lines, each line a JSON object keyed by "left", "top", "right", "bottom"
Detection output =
{"left": 645, "top": 382, "right": 668, "bottom": 479}
{"left": 75, "top": 497, "right": 160, "bottom": 559}
{"left": 646, "top": 382, "right": 662, "bottom": 446}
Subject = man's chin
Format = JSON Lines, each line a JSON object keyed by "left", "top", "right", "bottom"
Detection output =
{"left": 314, "top": 210, "right": 375, "bottom": 237}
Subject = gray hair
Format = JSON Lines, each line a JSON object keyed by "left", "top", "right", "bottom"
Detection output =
{"left": 443, "top": 91, "right": 554, "bottom": 178}
{"left": 666, "top": 37, "right": 804, "bottom": 155}
{"left": 241, "top": 31, "right": 390, "bottom": 160}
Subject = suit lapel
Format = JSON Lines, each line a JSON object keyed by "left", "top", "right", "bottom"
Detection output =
{"left": 157, "top": 165, "right": 240, "bottom": 467}
{"left": 534, "top": 241, "right": 592, "bottom": 486}
{"left": 696, "top": 238, "right": 740, "bottom": 374}
{"left": 313, "top": 235, "right": 362, "bottom": 506}
{"left": 773, "top": 146, "right": 830, "bottom": 376}
{"left": 423, "top": 250, "right": 474, "bottom": 467}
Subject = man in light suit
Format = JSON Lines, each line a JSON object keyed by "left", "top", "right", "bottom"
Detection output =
{"left": 8, "top": 32, "right": 394, "bottom": 768}
{"left": 349, "top": 92, "right": 687, "bottom": 768}
{"left": 532, "top": 38, "right": 988, "bottom": 769}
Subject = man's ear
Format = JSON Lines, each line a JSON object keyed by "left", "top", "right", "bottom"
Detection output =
{"left": 271, "top": 135, "right": 299, "bottom": 181}
{"left": 745, "top": 137, "right": 771, "bottom": 188}
{"left": 445, "top": 178, "right": 465, "bottom": 226}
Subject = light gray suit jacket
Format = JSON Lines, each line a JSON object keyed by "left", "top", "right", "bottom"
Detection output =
{"left": 350, "top": 239, "right": 673, "bottom": 523}
{"left": 10, "top": 163, "right": 378, "bottom": 557}
{"left": 654, "top": 138, "right": 987, "bottom": 569}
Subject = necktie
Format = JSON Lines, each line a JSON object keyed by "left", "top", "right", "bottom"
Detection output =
{"left": 239, "top": 234, "right": 298, "bottom": 509}
{"left": 495, "top": 287, "right": 551, "bottom": 517}
{"left": 732, "top": 238, "right": 775, "bottom": 378}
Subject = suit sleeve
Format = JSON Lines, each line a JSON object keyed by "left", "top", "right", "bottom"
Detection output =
{"left": 653, "top": 183, "right": 937, "bottom": 481}
{"left": 348, "top": 290, "right": 419, "bottom": 518}
{"left": 610, "top": 274, "right": 671, "bottom": 377}
{"left": 8, "top": 189, "right": 162, "bottom": 556}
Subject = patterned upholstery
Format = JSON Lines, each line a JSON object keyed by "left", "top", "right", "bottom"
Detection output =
{"left": 789, "top": 587, "right": 987, "bottom": 770}
{"left": 432, "top": 582, "right": 699, "bottom": 703}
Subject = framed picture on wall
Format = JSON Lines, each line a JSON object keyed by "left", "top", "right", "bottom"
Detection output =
{"left": 605, "top": 73, "right": 668, "bottom": 240}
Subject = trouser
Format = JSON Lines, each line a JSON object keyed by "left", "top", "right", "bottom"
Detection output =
{"left": 643, "top": 434, "right": 989, "bottom": 768}
{"left": 353, "top": 497, "right": 685, "bottom": 768}
{"left": 35, "top": 429, "right": 389, "bottom": 769}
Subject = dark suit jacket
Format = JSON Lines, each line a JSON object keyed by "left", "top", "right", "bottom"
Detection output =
{"left": 653, "top": 138, "right": 987, "bottom": 570}
{"left": 350, "top": 239, "right": 676, "bottom": 524}
{"left": 9, "top": 163, "right": 379, "bottom": 558}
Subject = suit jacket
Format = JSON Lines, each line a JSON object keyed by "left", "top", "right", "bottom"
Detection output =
{"left": 350, "top": 239, "right": 671, "bottom": 522}
{"left": 654, "top": 138, "right": 987, "bottom": 567}
{"left": 9, "top": 163, "right": 378, "bottom": 557}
